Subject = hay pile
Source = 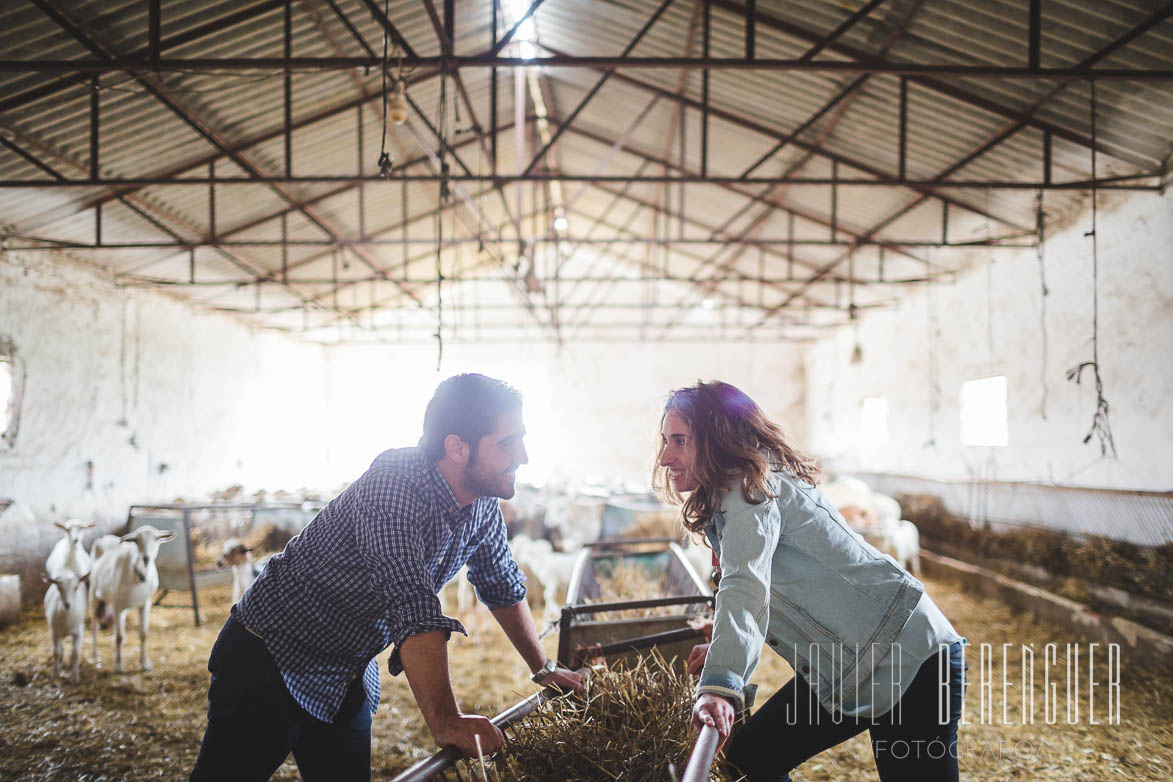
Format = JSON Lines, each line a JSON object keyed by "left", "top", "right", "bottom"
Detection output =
{"left": 4, "top": 576, "right": 1172, "bottom": 780}
{"left": 467, "top": 654, "right": 741, "bottom": 782}
{"left": 899, "top": 493, "right": 1173, "bottom": 628}
{"left": 621, "top": 510, "right": 684, "bottom": 541}
{"left": 586, "top": 559, "right": 683, "bottom": 620}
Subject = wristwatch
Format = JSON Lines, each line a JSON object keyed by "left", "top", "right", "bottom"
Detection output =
{"left": 531, "top": 658, "right": 559, "bottom": 684}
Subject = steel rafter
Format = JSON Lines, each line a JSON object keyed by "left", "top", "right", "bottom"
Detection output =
{"left": 653, "top": 0, "right": 929, "bottom": 337}
{"left": 4, "top": 172, "right": 1156, "bottom": 190}
{"left": 706, "top": 0, "right": 1170, "bottom": 170}
{"left": 0, "top": 0, "right": 287, "bottom": 115}
{"left": 538, "top": 43, "right": 1039, "bottom": 233}
{"left": 2, "top": 57, "right": 1169, "bottom": 79}
{"left": 0, "top": 113, "right": 371, "bottom": 334}
{"left": 29, "top": 0, "right": 426, "bottom": 311}
{"left": 746, "top": 1, "right": 1173, "bottom": 332}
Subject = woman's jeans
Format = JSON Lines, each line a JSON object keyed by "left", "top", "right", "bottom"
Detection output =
{"left": 726, "top": 641, "right": 966, "bottom": 782}
{"left": 190, "top": 615, "right": 373, "bottom": 781}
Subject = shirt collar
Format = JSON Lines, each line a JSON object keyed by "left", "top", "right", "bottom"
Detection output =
{"left": 421, "top": 450, "right": 462, "bottom": 517}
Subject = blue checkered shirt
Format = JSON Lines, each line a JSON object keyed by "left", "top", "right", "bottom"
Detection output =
{"left": 233, "top": 447, "right": 527, "bottom": 723}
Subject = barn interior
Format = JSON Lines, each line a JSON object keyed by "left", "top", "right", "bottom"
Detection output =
{"left": 0, "top": 1, "right": 1171, "bottom": 780}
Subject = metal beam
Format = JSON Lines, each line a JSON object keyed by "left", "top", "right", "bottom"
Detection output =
{"left": 0, "top": 0, "right": 286, "bottom": 115}
{"left": 538, "top": 44, "right": 1040, "bottom": 232}
{"left": 748, "top": 2, "right": 1173, "bottom": 332}
{"left": 0, "top": 115, "right": 370, "bottom": 333}
{"left": 7, "top": 236, "right": 1031, "bottom": 251}
{"left": 706, "top": 0, "right": 1168, "bottom": 169}
{"left": 521, "top": 0, "right": 676, "bottom": 177}
{"left": 2, "top": 57, "right": 1168, "bottom": 79}
{"left": 1, "top": 173, "right": 1156, "bottom": 190}
{"left": 357, "top": 0, "right": 417, "bottom": 58}
{"left": 798, "top": 0, "right": 886, "bottom": 61}
{"left": 31, "top": 0, "right": 426, "bottom": 309}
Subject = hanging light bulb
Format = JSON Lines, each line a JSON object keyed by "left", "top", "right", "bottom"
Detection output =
{"left": 389, "top": 79, "right": 408, "bottom": 125}
{"left": 553, "top": 211, "right": 568, "bottom": 232}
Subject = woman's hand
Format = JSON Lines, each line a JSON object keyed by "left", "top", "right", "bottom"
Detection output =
{"left": 687, "top": 642, "right": 710, "bottom": 677}
{"left": 691, "top": 693, "right": 736, "bottom": 754}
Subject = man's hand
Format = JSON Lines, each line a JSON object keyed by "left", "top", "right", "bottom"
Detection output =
{"left": 687, "top": 642, "right": 710, "bottom": 677}
{"left": 543, "top": 666, "right": 586, "bottom": 693}
{"left": 691, "top": 693, "right": 736, "bottom": 754}
{"left": 431, "top": 714, "right": 505, "bottom": 758}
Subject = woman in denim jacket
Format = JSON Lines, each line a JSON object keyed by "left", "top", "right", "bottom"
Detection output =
{"left": 656, "top": 381, "right": 965, "bottom": 781}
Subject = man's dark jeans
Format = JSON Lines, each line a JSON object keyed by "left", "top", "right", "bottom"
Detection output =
{"left": 190, "top": 615, "right": 373, "bottom": 781}
{"left": 726, "top": 641, "right": 966, "bottom": 782}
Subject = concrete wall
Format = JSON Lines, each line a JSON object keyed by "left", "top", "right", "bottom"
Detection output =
{"left": 804, "top": 187, "right": 1173, "bottom": 492}
{"left": 0, "top": 251, "right": 333, "bottom": 533}
{"left": 0, "top": 249, "right": 807, "bottom": 599}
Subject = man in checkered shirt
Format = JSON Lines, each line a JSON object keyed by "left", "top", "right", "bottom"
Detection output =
{"left": 190, "top": 374, "right": 584, "bottom": 781}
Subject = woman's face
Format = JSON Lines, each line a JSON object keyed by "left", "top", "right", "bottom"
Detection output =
{"left": 659, "top": 410, "right": 698, "bottom": 492}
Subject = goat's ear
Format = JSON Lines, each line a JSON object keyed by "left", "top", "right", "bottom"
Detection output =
{"left": 158, "top": 531, "right": 176, "bottom": 542}
{"left": 244, "top": 546, "right": 254, "bottom": 553}
{"left": 120, "top": 532, "right": 138, "bottom": 542}
{"left": 81, "top": 520, "right": 96, "bottom": 528}
{"left": 54, "top": 521, "right": 68, "bottom": 531}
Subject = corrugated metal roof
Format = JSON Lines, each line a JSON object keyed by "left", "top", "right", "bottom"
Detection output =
{"left": 1, "top": 0, "right": 1169, "bottom": 342}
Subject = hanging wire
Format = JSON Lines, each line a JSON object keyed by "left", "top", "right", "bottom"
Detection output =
{"left": 376, "top": 0, "right": 395, "bottom": 179}
{"left": 433, "top": 68, "right": 450, "bottom": 372}
{"left": 1035, "top": 191, "right": 1049, "bottom": 420}
{"left": 924, "top": 246, "right": 940, "bottom": 450}
{"left": 1065, "top": 78, "right": 1116, "bottom": 458}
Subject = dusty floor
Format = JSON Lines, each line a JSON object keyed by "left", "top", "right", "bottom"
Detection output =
{"left": 1, "top": 576, "right": 1170, "bottom": 781}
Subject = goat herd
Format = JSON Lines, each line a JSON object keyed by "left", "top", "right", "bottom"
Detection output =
{"left": 41, "top": 520, "right": 175, "bottom": 682}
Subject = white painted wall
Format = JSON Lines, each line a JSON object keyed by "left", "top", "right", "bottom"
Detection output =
{"left": 804, "top": 187, "right": 1173, "bottom": 491}
{"left": 0, "top": 251, "right": 333, "bottom": 529}
{"left": 323, "top": 340, "right": 807, "bottom": 489}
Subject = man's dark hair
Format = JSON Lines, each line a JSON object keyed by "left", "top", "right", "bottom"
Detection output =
{"left": 419, "top": 374, "right": 522, "bottom": 461}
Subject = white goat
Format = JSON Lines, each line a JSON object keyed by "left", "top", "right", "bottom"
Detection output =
{"left": 510, "top": 534, "right": 579, "bottom": 622}
{"left": 216, "top": 538, "right": 261, "bottom": 604}
{"left": 863, "top": 518, "right": 922, "bottom": 578}
{"left": 89, "top": 526, "right": 175, "bottom": 672}
{"left": 46, "top": 519, "right": 96, "bottom": 579}
{"left": 43, "top": 570, "right": 88, "bottom": 682}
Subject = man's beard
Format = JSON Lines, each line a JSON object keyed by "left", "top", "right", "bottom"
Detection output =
{"left": 465, "top": 452, "right": 516, "bottom": 500}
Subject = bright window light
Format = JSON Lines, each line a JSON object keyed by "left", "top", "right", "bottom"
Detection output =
{"left": 859, "top": 395, "right": 888, "bottom": 447}
{"left": 960, "top": 376, "right": 1008, "bottom": 447}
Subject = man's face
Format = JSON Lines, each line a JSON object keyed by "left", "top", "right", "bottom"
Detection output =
{"left": 465, "top": 408, "right": 528, "bottom": 500}
{"left": 659, "top": 411, "right": 698, "bottom": 492}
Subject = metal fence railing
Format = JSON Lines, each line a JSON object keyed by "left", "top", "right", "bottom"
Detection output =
{"left": 853, "top": 473, "right": 1173, "bottom": 547}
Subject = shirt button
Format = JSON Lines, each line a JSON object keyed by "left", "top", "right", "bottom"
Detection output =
{"left": 801, "top": 664, "right": 810, "bottom": 674}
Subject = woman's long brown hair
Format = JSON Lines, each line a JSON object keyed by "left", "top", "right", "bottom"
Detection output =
{"left": 653, "top": 380, "right": 820, "bottom": 533}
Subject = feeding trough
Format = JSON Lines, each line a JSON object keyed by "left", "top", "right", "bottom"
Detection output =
{"left": 557, "top": 537, "right": 713, "bottom": 670}
{"left": 391, "top": 538, "right": 717, "bottom": 781}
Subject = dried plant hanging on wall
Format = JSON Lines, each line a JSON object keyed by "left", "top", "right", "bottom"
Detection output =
{"left": 1065, "top": 79, "right": 1116, "bottom": 458}
{"left": 1035, "top": 191, "right": 1049, "bottom": 420}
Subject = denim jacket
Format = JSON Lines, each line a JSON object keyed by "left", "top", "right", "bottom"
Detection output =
{"left": 697, "top": 468, "right": 925, "bottom": 717}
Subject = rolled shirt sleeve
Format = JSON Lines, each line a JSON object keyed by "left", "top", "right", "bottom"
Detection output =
{"left": 464, "top": 501, "right": 528, "bottom": 610}
{"left": 352, "top": 475, "right": 466, "bottom": 675}
{"left": 697, "top": 480, "right": 781, "bottom": 710}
